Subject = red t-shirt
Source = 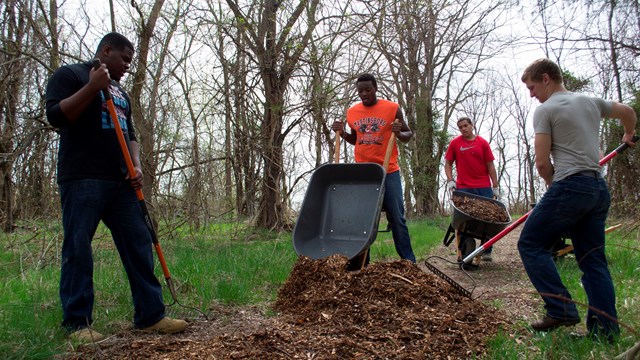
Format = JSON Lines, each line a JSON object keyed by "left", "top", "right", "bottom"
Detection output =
{"left": 444, "top": 135, "right": 494, "bottom": 188}
{"left": 346, "top": 99, "right": 400, "bottom": 173}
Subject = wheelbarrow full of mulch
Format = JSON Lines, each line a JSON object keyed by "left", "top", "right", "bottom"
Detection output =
{"left": 442, "top": 191, "right": 512, "bottom": 262}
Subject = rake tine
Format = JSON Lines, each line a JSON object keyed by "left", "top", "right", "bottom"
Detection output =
{"left": 424, "top": 255, "right": 476, "bottom": 299}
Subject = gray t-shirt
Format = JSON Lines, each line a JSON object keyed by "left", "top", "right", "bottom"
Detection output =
{"left": 533, "top": 91, "right": 613, "bottom": 181}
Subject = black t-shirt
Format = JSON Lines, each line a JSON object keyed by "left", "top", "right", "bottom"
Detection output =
{"left": 46, "top": 62, "right": 138, "bottom": 182}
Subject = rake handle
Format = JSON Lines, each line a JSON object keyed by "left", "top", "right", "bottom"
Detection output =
{"left": 461, "top": 135, "right": 639, "bottom": 264}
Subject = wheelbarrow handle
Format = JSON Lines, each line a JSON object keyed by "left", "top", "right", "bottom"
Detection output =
{"left": 382, "top": 119, "right": 399, "bottom": 172}
{"left": 461, "top": 135, "right": 639, "bottom": 265}
{"left": 334, "top": 130, "right": 341, "bottom": 164}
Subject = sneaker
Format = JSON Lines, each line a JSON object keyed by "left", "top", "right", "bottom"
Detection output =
{"left": 69, "top": 328, "right": 105, "bottom": 342}
{"left": 141, "top": 317, "right": 188, "bottom": 334}
{"left": 482, "top": 252, "right": 493, "bottom": 262}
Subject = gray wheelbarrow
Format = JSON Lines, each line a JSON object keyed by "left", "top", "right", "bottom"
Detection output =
{"left": 293, "top": 128, "right": 397, "bottom": 262}
{"left": 292, "top": 162, "right": 386, "bottom": 260}
{"left": 442, "top": 190, "right": 512, "bottom": 263}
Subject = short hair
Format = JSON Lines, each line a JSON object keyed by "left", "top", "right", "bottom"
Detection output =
{"left": 457, "top": 117, "right": 473, "bottom": 126}
{"left": 96, "top": 32, "right": 135, "bottom": 54}
{"left": 356, "top": 73, "right": 377, "bottom": 89}
{"left": 521, "top": 58, "right": 563, "bottom": 84}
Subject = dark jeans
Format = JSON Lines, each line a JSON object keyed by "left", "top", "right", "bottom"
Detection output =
{"left": 517, "top": 175, "right": 619, "bottom": 337}
{"left": 383, "top": 170, "right": 416, "bottom": 262}
{"left": 59, "top": 179, "right": 165, "bottom": 332}
{"left": 456, "top": 187, "right": 494, "bottom": 254}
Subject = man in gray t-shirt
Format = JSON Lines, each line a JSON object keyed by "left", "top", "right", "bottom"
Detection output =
{"left": 518, "top": 58, "right": 636, "bottom": 341}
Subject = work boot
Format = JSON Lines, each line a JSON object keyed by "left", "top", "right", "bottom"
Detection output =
{"left": 69, "top": 328, "right": 106, "bottom": 342}
{"left": 141, "top": 317, "right": 188, "bottom": 334}
{"left": 531, "top": 316, "right": 580, "bottom": 332}
{"left": 482, "top": 252, "right": 493, "bottom": 262}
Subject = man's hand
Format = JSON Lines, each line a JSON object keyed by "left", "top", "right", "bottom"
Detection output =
{"left": 127, "top": 166, "right": 144, "bottom": 190}
{"left": 447, "top": 180, "right": 456, "bottom": 192}
{"left": 331, "top": 120, "right": 344, "bottom": 133}
{"left": 493, "top": 187, "right": 501, "bottom": 201}
{"left": 391, "top": 120, "right": 402, "bottom": 135}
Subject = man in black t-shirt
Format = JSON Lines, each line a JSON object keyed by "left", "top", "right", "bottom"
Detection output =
{"left": 46, "top": 32, "right": 187, "bottom": 342}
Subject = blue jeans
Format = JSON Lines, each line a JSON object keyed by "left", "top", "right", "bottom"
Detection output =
{"left": 517, "top": 175, "right": 618, "bottom": 337}
{"left": 59, "top": 179, "right": 165, "bottom": 331}
{"left": 457, "top": 187, "right": 494, "bottom": 254}
{"left": 383, "top": 171, "right": 416, "bottom": 262}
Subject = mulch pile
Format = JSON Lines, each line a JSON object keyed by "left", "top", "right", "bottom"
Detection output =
{"left": 452, "top": 193, "right": 510, "bottom": 223}
{"left": 70, "top": 256, "right": 511, "bottom": 359}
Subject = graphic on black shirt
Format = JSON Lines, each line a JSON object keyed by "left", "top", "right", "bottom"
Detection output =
{"left": 100, "top": 83, "right": 129, "bottom": 131}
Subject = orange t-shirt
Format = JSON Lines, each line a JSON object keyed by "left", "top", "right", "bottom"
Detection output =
{"left": 346, "top": 99, "right": 400, "bottom": 173}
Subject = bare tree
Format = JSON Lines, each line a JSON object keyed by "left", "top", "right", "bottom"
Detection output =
{"left": 365, "top": 0, "right": 511, "bottom": 215}
{"left": 224, "top": 0, "right": 320, "bottom": 230}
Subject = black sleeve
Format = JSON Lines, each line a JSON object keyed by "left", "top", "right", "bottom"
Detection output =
{"left": 45, "top": 65, "right": 86, "bottom": 128}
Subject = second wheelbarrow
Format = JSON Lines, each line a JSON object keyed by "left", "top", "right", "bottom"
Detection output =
{"left": 442, "top": 191, "right": 512, "bottom": 262}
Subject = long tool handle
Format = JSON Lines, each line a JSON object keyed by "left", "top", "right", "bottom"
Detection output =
{"left": 383, "top": 120, "right": 398, "bottom": 171}
{"left": 461, "top": 135, "right": 639, "bottom": 264}
{"left": 334, "top": 130, "right": 341, "bottom": 164}
{"left": 92, "top": 59, "right": 177, "bottom": 301}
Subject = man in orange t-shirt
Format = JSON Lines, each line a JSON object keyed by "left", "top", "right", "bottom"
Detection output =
{"left": 331, "top": 73, "right": 416, "bottom": 268}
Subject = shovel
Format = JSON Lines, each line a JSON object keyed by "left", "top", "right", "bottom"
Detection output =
{"left": 92, "top": 59, "right": 206, "bottom": 319}
{"left": 425, "top": 135, "right": 638, "bottom": 298}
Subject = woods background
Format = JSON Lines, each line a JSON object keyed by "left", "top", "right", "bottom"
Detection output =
{"left": 0, "top": 0, "right": 638, "bottom": 234}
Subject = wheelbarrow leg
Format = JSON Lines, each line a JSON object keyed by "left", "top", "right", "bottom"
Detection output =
{"left": 455, "top": 230, "right": 462, "bottom": 262}
{"left": 346, "top": 249, "right": 370, "bottom": 271}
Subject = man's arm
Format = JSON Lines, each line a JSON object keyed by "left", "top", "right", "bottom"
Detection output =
{"left": 608, "top": 102, "right": 637, "bottom": 145}
{"left": 393, "top": 108, "right": 413, "bottom": 143}
{"left": 486, "top": 161, "right": 499, "bottom": 188}
{"left": 59, "top": 64, "right": 112, "bottom": 123}
{"left": 444, "top": 160, "right": 454, "bottom": 181}
{"left": 127, "top": 140, "right": 144, "bottom": 189}
{"left": 534, "top": 133, "right": 554, "bottom": 186}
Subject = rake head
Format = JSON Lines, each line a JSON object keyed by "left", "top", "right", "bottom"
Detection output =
{"left": 423, "top": 255, "right": 477, "bottom": 299}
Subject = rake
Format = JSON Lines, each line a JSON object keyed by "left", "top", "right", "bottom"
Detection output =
{"left": 93, "top": 59, "right": 207, "bottom": 320}
{"left": 425, "top": 136, "right": 638, "bottom": 299}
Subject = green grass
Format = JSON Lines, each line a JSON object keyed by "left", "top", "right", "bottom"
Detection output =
{"left": 483, "top": 224, "right": 640, "bottom": 359}
{"left": 0, "top": 217, "right": 638, "bottom": 359}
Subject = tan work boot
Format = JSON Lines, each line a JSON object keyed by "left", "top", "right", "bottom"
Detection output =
{"left": 69, "top": 328, "right": 106, "bottom": 342}
{"left": 141, "top": 317, "right": 188, "bottom": 334}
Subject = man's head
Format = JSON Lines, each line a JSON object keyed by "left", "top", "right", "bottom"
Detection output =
{"left": 95, "top": 32, "right": 135, "bottom": 82}
{"left": 456, "top": 117, "right": 475, "bottom": 139}
{"left": 356, "top": 73, "right": 378, "bottom": 107}
{"left": 521, "top": 58, "right": 564, "bottom": 103}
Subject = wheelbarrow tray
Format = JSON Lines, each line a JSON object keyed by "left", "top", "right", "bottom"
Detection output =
{"left": 293, "top": 163, "right": 386, "bottom": 260}
{"left": 450, "top": 190, "right": 512, "bottom": 240}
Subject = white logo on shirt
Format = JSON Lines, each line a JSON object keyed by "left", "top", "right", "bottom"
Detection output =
{"left": 460, "top": 146, "right": 474, "bottom": 151}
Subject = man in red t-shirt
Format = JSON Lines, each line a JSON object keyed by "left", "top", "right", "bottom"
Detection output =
{"left": 444, "top": 117, "right": 499, "bottom": 261}
{"left": 331, "top": 73, "right": 415, "bottom": 269}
